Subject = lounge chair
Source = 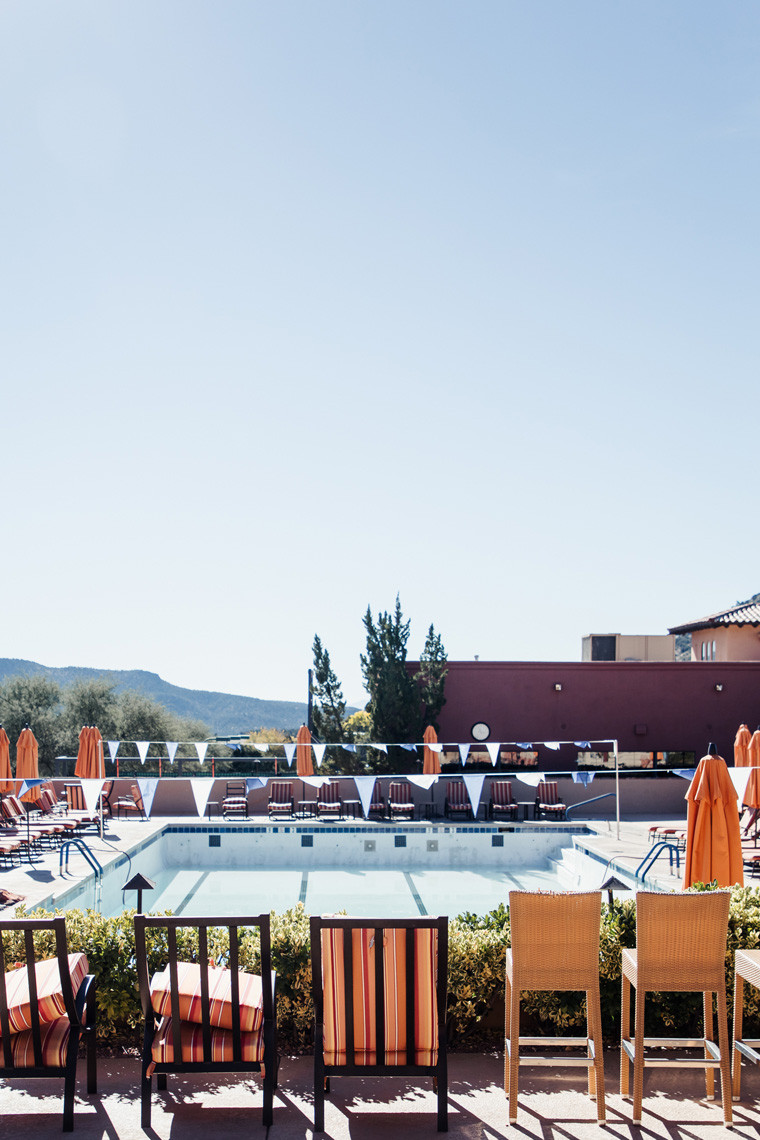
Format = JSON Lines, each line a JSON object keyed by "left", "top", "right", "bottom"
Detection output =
{"left": 316, "top": 782, "right": 342, "bottom": 819}
{"left": 310, "top": 914, "right": 448, "bottom": 1131}
{"left": 489, "top": 780, "right": 518, "bottom": 820}
{"left": 535, "top": 780, "right": 566, "bottom": 820}
{"left": 505, "top": 890, "right": 605, "bottom": 1125}
{"left": 0, "top": 915, "right": 97, "bottom": 1131}
{"left": 267, "top": 781, "right": 294, "bottom": 818}
{"left": 620, "top": 890, "right": 732, "bottom": 1126}
{"left": 444, "top": 780, "right": 472, "bottom": 820}
{"left": 63, "top": 781, "right": 113, "bottom": 826}
{"left": 387, "top": 781, "right": 414, "bottom": 820}
{"left": 0, "top": 795, "right": 67, "bottom": 847}
{"left": 134, "top": 913, "right": 276, "bottom": 1128}
{"left": 222, "top": 780, "right": 248, "bottom": 819}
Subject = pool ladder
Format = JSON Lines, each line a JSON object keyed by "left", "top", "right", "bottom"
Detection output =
{"left": 59, "top": 839, "right": 103, "bottom": 880}
{"left": 636, "top": 840, "right": 681, "bottom": 882}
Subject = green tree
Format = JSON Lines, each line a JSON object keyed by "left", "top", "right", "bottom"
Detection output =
{"left": 0, "top": 674, "right": 64, "bottom": 775}
{"left": 61, "top": 677, "right": 120, "bottom": 744}
{"left": 310, "top": 636, "right": 365, "bottom": 773}
{"left": 115, "top": 691, "right": 210, "bottom": 762}
{"left": 361, "top": 596, "right": 420, "bottom": 769}
{"left": 414, "top": 624, "right": 448, "bottom": 732}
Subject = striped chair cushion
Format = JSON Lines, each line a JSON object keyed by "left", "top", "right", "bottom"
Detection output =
{"left": 4, "top": 1017, "right": 71, "bottom": 1068}
{"left": 150, "top": 962, "right": 264, "bottom": 1032}
{"left": 150, "top": 1016, "right": 265, "bottom": 1065}
{"left": 321, "top": 927, "right": 438, "bottom": 1066}
{"left": 3, "top": 954, "right": 89, "bottom": 1033}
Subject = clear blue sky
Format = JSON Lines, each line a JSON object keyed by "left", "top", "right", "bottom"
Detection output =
{"left": 2, "top": 2, "right": 758, "bottom": 708}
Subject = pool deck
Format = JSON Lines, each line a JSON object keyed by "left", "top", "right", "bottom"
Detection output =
{"left": 3, "top": 1048, "right": 760, "bottom": 1138}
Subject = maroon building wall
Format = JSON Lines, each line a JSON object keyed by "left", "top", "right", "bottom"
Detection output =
{"left": 432, "top": 661, "right": 760, "bottom": 768}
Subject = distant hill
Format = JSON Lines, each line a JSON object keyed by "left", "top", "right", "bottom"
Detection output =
{"left": 0, "top": 658, "right": 307, "bottom": 737}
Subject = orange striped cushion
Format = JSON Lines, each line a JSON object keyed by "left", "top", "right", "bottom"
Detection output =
{"left": 6, "top": 1017, "right": 71, "bottom": 1068}
{"left": 3, "top": 954, "right": 89, "bottom": 1034}
{"left": 150, "top": 962, "right": 263, "bottom": 1032}
{"left": 150, "top": 1016, "right": 264, "bottom": 1065}
{"left": 321, "top": 927, "right": 438, "bottom": 1066}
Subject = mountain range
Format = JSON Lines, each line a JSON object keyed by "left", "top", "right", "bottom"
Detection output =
{"left": 0, "top": 658, "right": 307, "bottom": 737}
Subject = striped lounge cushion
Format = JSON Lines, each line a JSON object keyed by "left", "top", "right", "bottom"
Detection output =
{"left": 150, "top": 1016, "right": 265, "bottom": 1065}
{"left": 3, "top": 954, "right": 89, "bottom": 1034}
{"left": 321, "top": 927, "right": 438, "bottom": 1066}
{"left": 150, "top": 962, "right": 264, "bottom": 1032}
{"left": 4, "top": 1018, "right": 72, "bottom": 1068}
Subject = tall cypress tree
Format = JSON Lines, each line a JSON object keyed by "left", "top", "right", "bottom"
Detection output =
{"left": 361, "top": 596, "right": 420, "bottom": 756}
{"left": 414, "top": 624, "right": 448, "bottom": 733}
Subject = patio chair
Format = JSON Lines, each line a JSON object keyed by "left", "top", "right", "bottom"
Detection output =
{"left": 489, "top": 780, "right": 518, "bottom": 820}
{"left": 535, "top": 780, "right": 566, "bottom": 820}
{"left": 0, "top": 915, "right": 97, "bottom": 1131}
{"left": 267, "top": 781, "right": 294, "bottom": 818}
{"left": 505, "top": 890, "right": 605, "bottom": 1125}
{"left": 620, "top": 890, "right": 732, "bottom": 1125}
{"left": 115, "top": 783, "right": 146, "bottom": 820}
{"left": 316, "top": 782, "right": 342, "bottom": 819}
{"left": 387, "top": 782, "right": 415, "bottom": 820}
{"left": 134, "top": 913, "right": 276, "bottom": 1128}
{"left": 222, "top": 780, "right": 248, "bottom": 819}
{"left": 0, "top": 795, "right": 67, "bottom": 847}
{"left": 310, "top": 914, "right": 448, "bottom": 1132}
{"left": 63, "top": 781, "right": 114, "bottom": 826}
{"left": 368, "top": 783, "right": 385, "bottom": 819}
{"left": 444, "top": 780, "right": 472, "bottom": 820}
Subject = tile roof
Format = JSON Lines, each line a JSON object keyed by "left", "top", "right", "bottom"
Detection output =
{"left": 669, "top": 593, "right": 760, "bottom": 633}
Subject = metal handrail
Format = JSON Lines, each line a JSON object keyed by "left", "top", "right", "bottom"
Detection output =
{"left": 59, "top": 839, "right": 103, "bottom": 880}
{"left": 636, "top": 840, "right": 681, "bottom": 881}
{"left": 565, "top": 792, "right": 615, "bottom": 819}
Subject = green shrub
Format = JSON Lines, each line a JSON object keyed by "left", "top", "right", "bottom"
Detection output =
{"left": 14, "top": 885, "right": 760, "bottom": 1051}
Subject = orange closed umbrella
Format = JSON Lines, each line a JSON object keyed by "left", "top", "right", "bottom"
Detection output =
{"left": 735, "top": 724, "right": 752, "bottom": 767}
{"left": 296, "top": 724, "right": 313, "bottom": 777}
{"left": 75, "top": 726, "right": 106, "bottom": 779}
{"left": 683, "top": 751, "right": 743, "bottom": 888}
{"left": 423, "top": 725, "right": 441, "bottom": 775}
{"left": 16, "top": 727, "right": 41, "bottom": 803}
{"left": 0, "top": 727, "right": 12, "bottom": 793}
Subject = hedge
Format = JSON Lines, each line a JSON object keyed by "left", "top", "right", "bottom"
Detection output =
{"left": 9, "top": 884, "right": 760, "bottom": 1051}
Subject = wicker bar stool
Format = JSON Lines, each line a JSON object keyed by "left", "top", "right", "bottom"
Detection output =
{"left": 620, "top": 890, "right": 732, "bottom": 1126}
{"left": 504, "top": 890, "right": 605, "bottom": 1125}
{"left": 731, "top": 948, "right": 760, "bottom": 1100}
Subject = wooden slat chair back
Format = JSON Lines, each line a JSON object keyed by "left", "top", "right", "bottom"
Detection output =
{"left": 317, "top": 782, "right": 342, "bottom": 816}
{"left": 1, "top": 795, "right": 65, "bottom": 846}
{"left": 444, "top": 781, "right": 470, "bottom": 819}
{"left": 368, "top": 783, "right": 385, "bottom": 817}
{"left": 620, "top": 890, "right": 732, "bottom": 1125}
{"left": 134, "top": 913, "right": 276, "bottom": 1128}
{"left": 0, "top": 916, "right": 97, "bottom": 1131}
{"left": 267, "top": 782, "right": 294, "bottom": 817}
{"left": 63, "top": 784, "right": 97, "bottom": 823}
{"left": 311, "top": 915, "right": 448, "bottom": 1132}
{"left": 388, "top": 782, "right": 414, "bottom": 819}
{"left": 490, "top": 780, "right": 518, "bottom": 819}
{"left": 505, "top": 890, "right": 605, "bottom": 1124}
{"left": 536, "top": 780, "right": 566, "bottom": 819}
{"left": 222, "top": 781, "right": 248, "bottom": 819}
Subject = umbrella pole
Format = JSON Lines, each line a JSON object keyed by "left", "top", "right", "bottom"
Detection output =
{"left": 614, "top": 739, "right": 620, "bottom": 841}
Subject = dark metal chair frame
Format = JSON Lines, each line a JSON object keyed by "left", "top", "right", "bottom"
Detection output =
{"left": 267, "top": 781, "right": 295, "bottom": 818}
{"left": 134, "top": 913, "right": 276, "bottom": 1129}
{"left": 310, "top": 914, "right": 448, "bottom": 1132}
{"left": 0, "top": 916, "right": 97, "bottom": 1132}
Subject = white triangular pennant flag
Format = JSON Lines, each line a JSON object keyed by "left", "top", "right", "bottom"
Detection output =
{"left": 486, "top": 742, "right": 501, "bottom": 766}
{"left": 407, "top": 774, "right": 438, "bottom": 790}
{"left": 343, "top": 744, "right": 356, "bottom": 753}
{"left": 136, "top": 778, "right": 159, "bottom": 817}
{"left": 353, "top": 775, "right": 377, "bottom": 818}
{"left": 189, "top": 778, "right": 215, "bottom": 817}
{"left": 730, "top": 767, "right": 751, "bottom": 803}
{"left": 79, "top": 779, "right": 105, "bottom": 816}
{"left": 544, "top": 741, "right": 561, "bottom": 751}
{"left": 246, "top": 777, "right": 265, "bottom": 791}
{"left": 107, "top": 740, "right": 120, "bottom": 761}
{"left": 374, "top": 744, "right": 388, "bottom": 754}
{"left": 255, "top": 742, "right": 269, "bottom": 752}
{"left": 195, "top": 742, "right": 208, "bottom": 764}
{"left": 313, "top": 743, "right": 327, "bottom": 768}
{"left": 515, "top": 772, "right": 543, "bottom": 788}
{"left": 401, "top": 743, "right": 417, "bottom": 752}
{"left": 458, "top": 744, "right": 470, "bottom": 766}
{"left": 18, "top": 778, "right": 46, "bottom": 798}
{"left": 462, "top": 774, "right": 486, "bottom": 817}
{"left": 284, "top": 743, "right": 296, "bottom": 767}
{"left": 135, "top": 741, "right": 150, "bottom": 765}
{"left": 572, "top": 771, "right": 595, "bottom": 785}
{"left": 302, "top": 776, "right": 330, "bottom": 788}
{"left": 673, "top": 768, "right": 697, "bottom": 781}
{"left": 165, "top": 741, "right": 179, "bottom": 764}
{"left": 428, "top": 743, "right": 442, "bottom": 752}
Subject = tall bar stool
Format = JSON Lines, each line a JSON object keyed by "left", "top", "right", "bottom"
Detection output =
{"left": 620, "top": 890, "right": 732, "bottom": 1126}
{"left": 504, "top": 890, "right": 605, "bottom": 1125}
{"left": 731, "top": 948, "right": 760, "bottom": 1100}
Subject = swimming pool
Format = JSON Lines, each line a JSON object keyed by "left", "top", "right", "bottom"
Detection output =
{"left": 43, "top": 822, "right": 634, "bottom": 918}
